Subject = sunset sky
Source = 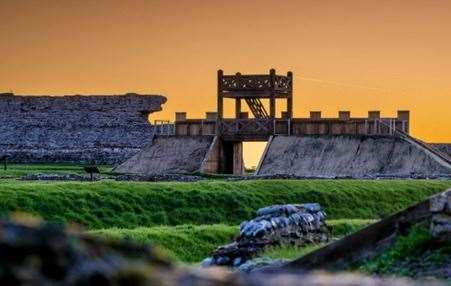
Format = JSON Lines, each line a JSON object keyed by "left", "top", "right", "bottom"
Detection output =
{"left": 1, "top": 0, "right": 450, "bottom": 166}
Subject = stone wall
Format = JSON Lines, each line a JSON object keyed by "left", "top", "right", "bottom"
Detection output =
{"left": 202, "top": 203, "right": 328, "bottom": 269}
{"left": 0, "top": 93, "right": 166, "bottom": 164}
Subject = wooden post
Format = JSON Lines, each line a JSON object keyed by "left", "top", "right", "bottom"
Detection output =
{"left": 217, "top": 70, "right": 224, "bottom": 136}
{"left": 235, "top": 72, "right": 241, "bottom": 119}
{"left": 269, "top": 69, "right": 276, "bottom": 118}
{"left": 287, "top": 71, "right": 293, "bottom": 118}
{"left": 217, "top": 70, "right": 224, "bottom": 119}
{"left": 235, "top": 98, "right": 241, "bottom": 119}
{"left": 233, "top": 142, "right": 244, "bottom": 175}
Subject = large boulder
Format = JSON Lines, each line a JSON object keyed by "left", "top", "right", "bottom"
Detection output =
{"left": 202, "top": 203, "right": 328, "bottom": 268}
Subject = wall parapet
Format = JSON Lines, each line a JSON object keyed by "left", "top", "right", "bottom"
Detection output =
{"left": 174, "top": 110, "right": 410, "bottom": 140}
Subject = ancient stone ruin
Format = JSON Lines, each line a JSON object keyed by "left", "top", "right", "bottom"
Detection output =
{"left": 2, "top": 69, "right": 450, "bottom": 178}
{"left": 202, "top": 203, "right": 328, "bottom": 269}
{"left": 0, "top": 92, "right": 166, "bottom": 164}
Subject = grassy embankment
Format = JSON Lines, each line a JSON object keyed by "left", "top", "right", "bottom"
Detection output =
{"left": 0, "top": 179, "right": 449, "bottom": 229}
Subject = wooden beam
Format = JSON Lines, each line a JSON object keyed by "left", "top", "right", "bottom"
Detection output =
{"left": 287, "top": 71, "right": 293, "bottom": 118}
{"left": 234, "top": 72, "right": 242, "bottom": 119}
{"left": 269, "top": 69, "right": 276, "bottom": 119}
{"left": 217, "top": 70, "right": 224, "bottom": 119}
{"left": 235, "top": 98, "right": 241, "bottom": 118}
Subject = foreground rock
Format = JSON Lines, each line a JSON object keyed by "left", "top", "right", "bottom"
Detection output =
{"left": 202, "top": 203, "right": 328, "bottom": 268}
{"left": 0, "top": 217, "right": 445, "bottom": 285}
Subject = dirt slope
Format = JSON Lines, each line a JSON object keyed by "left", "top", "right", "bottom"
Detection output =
{"left": 257, "top": 135, "right": 451, "bottom": 178}
{"left": 431, "top": 143, "right": 451, "bottom": 158}
{"left": 114, "top": 136, "right": 214, "bottom": 174}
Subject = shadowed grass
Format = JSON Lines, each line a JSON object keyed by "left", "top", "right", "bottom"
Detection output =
{"left": 90, "top": 224, "right": 238, "bottom": 263}
{"left": 258, "top": 219, "right": 376, "bottom": 261}
{"left": 327, "top": 219, "right": 376, "bottom": 236}
{"left": 90, "top": 219, "right": 374, "bottom": 262}
{"left": 261, "top": 244, "right": 323, "bottom": 260}
{"left": 358, "top": 225, "right": 451, "bottom": 278}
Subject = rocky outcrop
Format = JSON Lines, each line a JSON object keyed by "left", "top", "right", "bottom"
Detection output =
{"left": 114, "top": 136, "right": 215, "bottom": 174}
{"left": 257, "top": 135, "right": 451, "bottom": 178}
{"left": 0, "top": 93, "right": 166, "bottom": 164}
{"left": 0, "top": 217, "right": 445, "bottom": 286}
{"left": 202, "top": 203, "right": 328, "bottom": 269}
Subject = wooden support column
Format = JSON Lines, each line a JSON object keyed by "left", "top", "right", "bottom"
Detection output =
{"left": 269, "top": 68, "right": 276, "bottom": 119}
{"left": 287, "top": 71, "right": 293, "bottom": 118}
{"left": 233, "top": 141, "right": 244, "bottom": 175}
{"left": 235, "top": 98, "right": 241, "bottom": 119}
{"left": 217, "top": 70, "right": 224, "bottom": 119}
{"left": 234, "top": 72, "right": 242, "bottom": 119}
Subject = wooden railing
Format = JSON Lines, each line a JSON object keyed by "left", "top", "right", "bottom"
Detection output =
{"left": 221, "top": 74, "right": 291, "bottom": 93}
{"left": 220, "top": 119, "right": 272, "bottom": 135}
{"left": 175, "top": 117, "right": 412, "bottom": 139}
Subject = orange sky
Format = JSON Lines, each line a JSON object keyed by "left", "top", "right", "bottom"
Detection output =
{"left": 1, "top": 0, "right": 450, "bottom": 166}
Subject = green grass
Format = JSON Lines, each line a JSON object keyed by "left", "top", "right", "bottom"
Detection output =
{"left": 90, "top": 219, "right": 374, "bottom": 263}
{"left": 327, "top": 219, "right": 376, "bottom": 236}
{"left": 90, "top": 224, "right": 238, "bottom": 263}
{"left": 261, "top": 244, "right": 324, "bottom": 260}
{"left": 0, "top": 163, "right": 112, "bottom": 179}
{"left": 254, "top": 219, "right": 376, "bottom": 261}
{"left": 0, "top": 179, "right": 449, "bottom": 229}
{"left": 358, "top": 225, "right": 451, "bottom": 278}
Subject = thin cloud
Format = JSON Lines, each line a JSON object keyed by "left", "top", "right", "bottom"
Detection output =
{"left": 298, "top": 76, "right": 387, "bottom": 92}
